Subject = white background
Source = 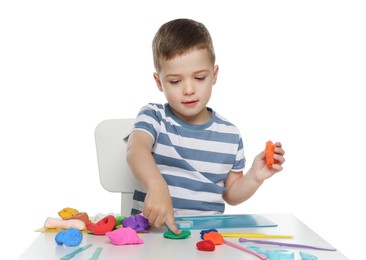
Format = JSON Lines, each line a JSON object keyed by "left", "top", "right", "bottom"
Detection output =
{"left": 1, "top": 1, "right": 365, "bottom": 259}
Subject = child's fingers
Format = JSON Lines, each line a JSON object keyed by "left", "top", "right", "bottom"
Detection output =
{"left": 144, "top": 210, "right": 159, "bottom": 227}
{"left": 166, "top": 216, "right": 181, "bottom": 235}
{"left": 274, "top": 141, "right": 282, "bottom": 148}
{"left": 273, "top": 153, "right": 285, "bottom": 165}
{"left": 271, "top": 163, "right": 283, "bottom": 172}
{"left": 274, "top": 147, "right": 285, "bottom": 156}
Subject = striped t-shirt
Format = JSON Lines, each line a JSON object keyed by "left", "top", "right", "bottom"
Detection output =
{"left": 131, "top": 103, "right": 245, "bottom": 216}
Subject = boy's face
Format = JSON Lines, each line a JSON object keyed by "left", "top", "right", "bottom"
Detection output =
{"left": 154, "top": 48, "right": 218, "bottom": 124}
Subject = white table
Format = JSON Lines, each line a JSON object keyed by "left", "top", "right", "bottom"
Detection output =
{"left": 19, "top": 214, "right": 348, "bottom": 260}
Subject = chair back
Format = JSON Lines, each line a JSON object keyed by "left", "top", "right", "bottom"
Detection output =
{"left": 95, "top": 118, "right": 140, "bottom": 215}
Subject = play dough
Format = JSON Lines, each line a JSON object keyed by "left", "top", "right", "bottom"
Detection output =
{"left": 106, "top": 227, "right": 144, "bottom": 245}
{"left": 44, "top": 217, "right": 86, "bottom": 230}
{"left": 203, "top": 231, "right": 224, "bottom": 245}
{"left": 265, "top": 140, "right": 275, "bottom": 168}
{"left": 58, "top": 207, "right": 79, "bottom": 219}
{"left": 196, "top": 240, "right": 215, "bottom": 251}
{"left": 122, "top": 214, "right": 150, "bottom": 232}
{"left": 163, "top": 230, "right": 191, "bottom": 239}
{"left": 86, "top": 215, "right": 116, "bottom": 235}
{"left": 55, "top": 228, "right": 83, "bottom": 246}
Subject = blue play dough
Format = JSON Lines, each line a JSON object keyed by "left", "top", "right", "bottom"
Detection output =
{"left": 199, "top": 229, "right": 218, "bottom": 239}
{"left": 55, "top": 228, "right": 83, "bottom": 246}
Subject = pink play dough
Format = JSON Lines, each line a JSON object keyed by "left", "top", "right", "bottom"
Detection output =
{"left": 106, "top": 227, "right": 144, "bottom": 245}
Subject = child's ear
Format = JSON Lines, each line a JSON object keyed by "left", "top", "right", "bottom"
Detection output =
{"left": 213, "top": 65, "right": 219, "bottom": 85}
{"left": 153, "top": 72, "right": 163, "bottom": 92}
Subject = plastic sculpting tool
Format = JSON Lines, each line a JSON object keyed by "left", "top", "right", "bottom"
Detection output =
{"left": 89, "top": 247, "right": 103, "bottom": 260}
{"left": 61, "top": 243, "right": 93, "bottom": 260}
{"left": 221, "top": 233, "right": 293, "bottom": 239}
{"left": 247, "top": 246, "right": 295, "bottom": 259}
{"left": 239, "top": 238, "right": 337, "bottom": 251}
{"left": 224, "top": 239, "right": 267, "bottom": 259}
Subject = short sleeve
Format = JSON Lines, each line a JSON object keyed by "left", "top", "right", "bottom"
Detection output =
{"left": 133, "top": 103, "right": 163, "bottom": 145}
{"left": 231, "top": 134, "right": 246, "bottom": 172}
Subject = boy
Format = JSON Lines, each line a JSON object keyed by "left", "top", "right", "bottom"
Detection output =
{"left": 126, "top": 18, "right": 285, "bottom": 234}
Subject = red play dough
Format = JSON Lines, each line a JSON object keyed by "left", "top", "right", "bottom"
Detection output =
{"left": 86, "top": 215, "right": 116, "bottom": 235}
{"left": 196, "top": 240, "right": 215, "bottom": 251}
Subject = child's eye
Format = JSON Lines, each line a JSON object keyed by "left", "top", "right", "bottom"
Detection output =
{"left": 195, "top": 76, "right": 206, "bottom": 81}
{"left": 170, "top": 80, "right": 180, "bottom": 84}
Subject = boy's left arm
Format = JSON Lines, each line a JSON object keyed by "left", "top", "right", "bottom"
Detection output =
{"left": 223, "top": 142, "right": 285, "bottom": 205}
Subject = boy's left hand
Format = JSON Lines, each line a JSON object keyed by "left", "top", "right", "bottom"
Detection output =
{"left": 253, "top": 142, "right": 285, "bottom": 182}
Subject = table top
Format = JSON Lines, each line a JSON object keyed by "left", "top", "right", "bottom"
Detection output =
{"left": 19, "top": 214, "right": 348, "bottom": 260}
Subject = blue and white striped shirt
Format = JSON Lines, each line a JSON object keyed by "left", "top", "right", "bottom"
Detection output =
{"left": 131, "top": 103, "right": 245, "bottom": 216}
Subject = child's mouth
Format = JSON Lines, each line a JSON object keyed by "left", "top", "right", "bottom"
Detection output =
{"left": 183, "top": 100, "right": 197, "bottom": 105}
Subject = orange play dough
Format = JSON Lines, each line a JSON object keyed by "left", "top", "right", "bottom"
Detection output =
{"left": 265, "top": 140, "right": 275, "bottom": 168}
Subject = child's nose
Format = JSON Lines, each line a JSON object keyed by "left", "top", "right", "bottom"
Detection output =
{"left": 183, "top": 81, "right": 195, "bottom": 95}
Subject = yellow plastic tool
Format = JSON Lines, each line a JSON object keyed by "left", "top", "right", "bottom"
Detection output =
{"left": 220, "top": 233, "right": 293, "bottom": 239}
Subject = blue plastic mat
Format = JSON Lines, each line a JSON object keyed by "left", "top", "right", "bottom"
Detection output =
{"left": 175, "top": 214, "right": 277, "bottom": 230}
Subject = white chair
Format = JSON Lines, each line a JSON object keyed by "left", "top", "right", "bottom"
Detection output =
{"left": 94, "top": 118, "right": 141, "bottom": 215}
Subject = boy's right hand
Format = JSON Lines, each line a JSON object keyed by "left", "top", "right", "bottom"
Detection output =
{"left": 142, "top": 185, "right": 181, "bottom": 235}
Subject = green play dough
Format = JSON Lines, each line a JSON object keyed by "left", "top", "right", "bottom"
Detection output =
{"left": 115, "top": 215, "right": 126, "bottom": 227}
{"left": 163, "top": 230, "right": 191, "bottom": 239}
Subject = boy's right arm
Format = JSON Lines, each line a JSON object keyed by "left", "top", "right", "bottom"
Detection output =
{"left": 126, "top": 130, "right": 180, "bottom": 234}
